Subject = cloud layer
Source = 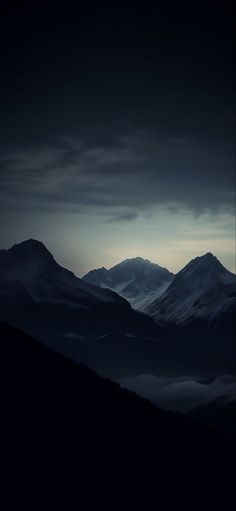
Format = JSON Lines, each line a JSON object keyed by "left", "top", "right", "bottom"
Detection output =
{"left": 0, "top": 127, "right": 235, "bottom": 221}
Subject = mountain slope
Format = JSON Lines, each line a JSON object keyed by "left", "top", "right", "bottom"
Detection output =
{"left": 83, "top": 256, "right": 174, "bottom": 310}
{"left": 146, "top": 253, "right": 236, "bottom": 331}
{"left": 1, "top": 321, "right": 234, "bottom": 506}
{"left": 0, "top": 239, "right": 156, "bottom": 337}
{"left": 0, "top": 239, "right": 127, "bottom": 307}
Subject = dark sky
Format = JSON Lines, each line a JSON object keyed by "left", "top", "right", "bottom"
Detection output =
{"left": 0, "top": 1, "right": 235, "bottom": 273}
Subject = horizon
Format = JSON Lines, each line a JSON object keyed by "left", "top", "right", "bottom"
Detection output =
{"left": 2, "top": 237, "right": 235, "bottom": 277}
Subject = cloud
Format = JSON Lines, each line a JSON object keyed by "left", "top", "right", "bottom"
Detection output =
{"left": 107, "top": 212, "right": 138, "bottom": 222}
{"left": 0, "top": 127, "right": 235, "bottom": 219}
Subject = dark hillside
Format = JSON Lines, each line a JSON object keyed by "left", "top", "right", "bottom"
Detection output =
{"left": 1, "top": 322, "right": 234, "bottom": 506}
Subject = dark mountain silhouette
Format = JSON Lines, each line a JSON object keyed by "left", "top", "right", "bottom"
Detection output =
{"left": 0, "top": 239, "right": 130, "bottom": 308}
{"left": 1, "top": 322, "right": 234, "bottom": 507}
{"left": 0, "top": 239, "right": 158, "bottom": 338}
{"left": 0, "top": 241, "right": 235, "bottom": 380}
{"left": 83, "top": 256, "right": 174, "bottom": 310}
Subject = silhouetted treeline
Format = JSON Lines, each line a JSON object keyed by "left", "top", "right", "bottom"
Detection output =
{"left": 1, "top": 322, "right": 234, "bottom": 508}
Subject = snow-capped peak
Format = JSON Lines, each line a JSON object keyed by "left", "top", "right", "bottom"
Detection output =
{"left": 0, "top": 239, "right": 131, "bottom": 308}
{"left": 146, "top": 253, "right": 236, "bottom": 326}
{"left": 173, "top": 253, "right": 235, "bottom": 287}
{"left": 82, "top": 256, "right": 174, "bottom": 311}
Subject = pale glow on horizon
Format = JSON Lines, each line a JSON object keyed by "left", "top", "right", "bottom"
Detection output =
{"left": 102, "top": 238, "right": 235, "bottom": 275}
{"left": 1, "top": 207, "right": 235, "bottom": 276}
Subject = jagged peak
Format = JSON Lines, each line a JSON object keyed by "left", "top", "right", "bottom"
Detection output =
{"left": 121, "top": 256, "right": 151, "bottom": 263}
{"left": 87, "top": 266, "right": 108, "bottom": 274}
{"left": 174, "top": 252, "right": 235, "bottom": 285}
{"left": 10, "top": 238, "right": 47, "bottom": 250}
{"left": 111, "top": 257, "right": 158, "bottom": 269}
{"left": 198, "top": 252, "right": 217, "bottom": 261}
{"left": 7, "top": 239, "right": 54, "bottom": 261}
{"left": 186, "top": 252, "right": 221, "bottom": 269}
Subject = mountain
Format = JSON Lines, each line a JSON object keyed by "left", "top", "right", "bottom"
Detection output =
{"left": 146, "top": 253, "right": 236, "bottom": 332}
{"left": 1, "top": 241, "right": 234, "bottom": 382}
{"left": 1, "top": 321, "right": 234, "bottom": 506}
{"left": 82, "top": 256, "right": 174, "bottom": 310}
{"left": 0, "top": 239, "right": 156, "bottom": 338}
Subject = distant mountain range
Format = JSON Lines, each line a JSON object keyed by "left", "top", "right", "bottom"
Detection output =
{"left": 82, "top": 257, "right": 174, "bottom": 310}
{"left": 84, "top": 252, "right": 236, "bottom": 335}
{"left": 0, "top": 239, "right": 155, "bottom": 338}
{"left": 0, "top": 239, "right": 235, "bottom": 379}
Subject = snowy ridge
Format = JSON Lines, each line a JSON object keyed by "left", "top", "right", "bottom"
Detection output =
{"left": 0, "top": 239, "right": 131, "bottom": 310}
{"left": 82, "top": 256, "right": 174, "bottom": 311}
{"left": 146, "top": 253, "right": 236, "bottom": 327}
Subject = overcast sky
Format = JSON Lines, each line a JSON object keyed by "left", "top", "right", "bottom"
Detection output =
{"left": 0, "top": 2, "right": 235, "bottom": 274}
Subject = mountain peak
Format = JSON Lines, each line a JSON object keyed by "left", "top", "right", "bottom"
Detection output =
{"left": 129, "top": 256, "right": 150, "bottom": 262}
{"left": 183, "top": 252, "right": 222, "bottom": 271}
{"left": 200, "top": 252, "right": 217, "bottom": 261}
{"left": 0, "top": 239, "right": 134, "bottom": 314}
{"left": 147, "top": 252, "right": 236, "bottom": 326}
{"left": 164, "top": 251, "right": 236, "bottom": 297}
{"left": 8, "top": 239, "right": 52, "bottom": 258}
{"left": 113, "top": 256, "right": 154, "bottom": 268}
{"left": 2, "top": 240, "right": 57, "bottom": 271}
{"left": 11, "top": 238, "right": 47, "bottom": 249}
{"left": 203, "top": 251, "right": 214, "bottom": 258}
{"left": 83, "top": 255, "right": 174, "bottom": 311}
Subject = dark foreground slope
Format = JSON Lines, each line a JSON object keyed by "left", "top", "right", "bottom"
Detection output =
{"left": 189, "top": 395, "right": 236, "bottom": 437}
{"left": 1, "top": 322, "right": 234, "bottom": 507}
{"left": 0, "top": 324, "right": 233, "bottom": 509}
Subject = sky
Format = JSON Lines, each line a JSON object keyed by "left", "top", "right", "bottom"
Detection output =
{"left": 0, "top": 1, "right": 235, "bottom": 275}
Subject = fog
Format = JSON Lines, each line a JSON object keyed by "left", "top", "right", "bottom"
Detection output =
{"left": 118, "top": 374, "right": 236, "bottom": 413}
